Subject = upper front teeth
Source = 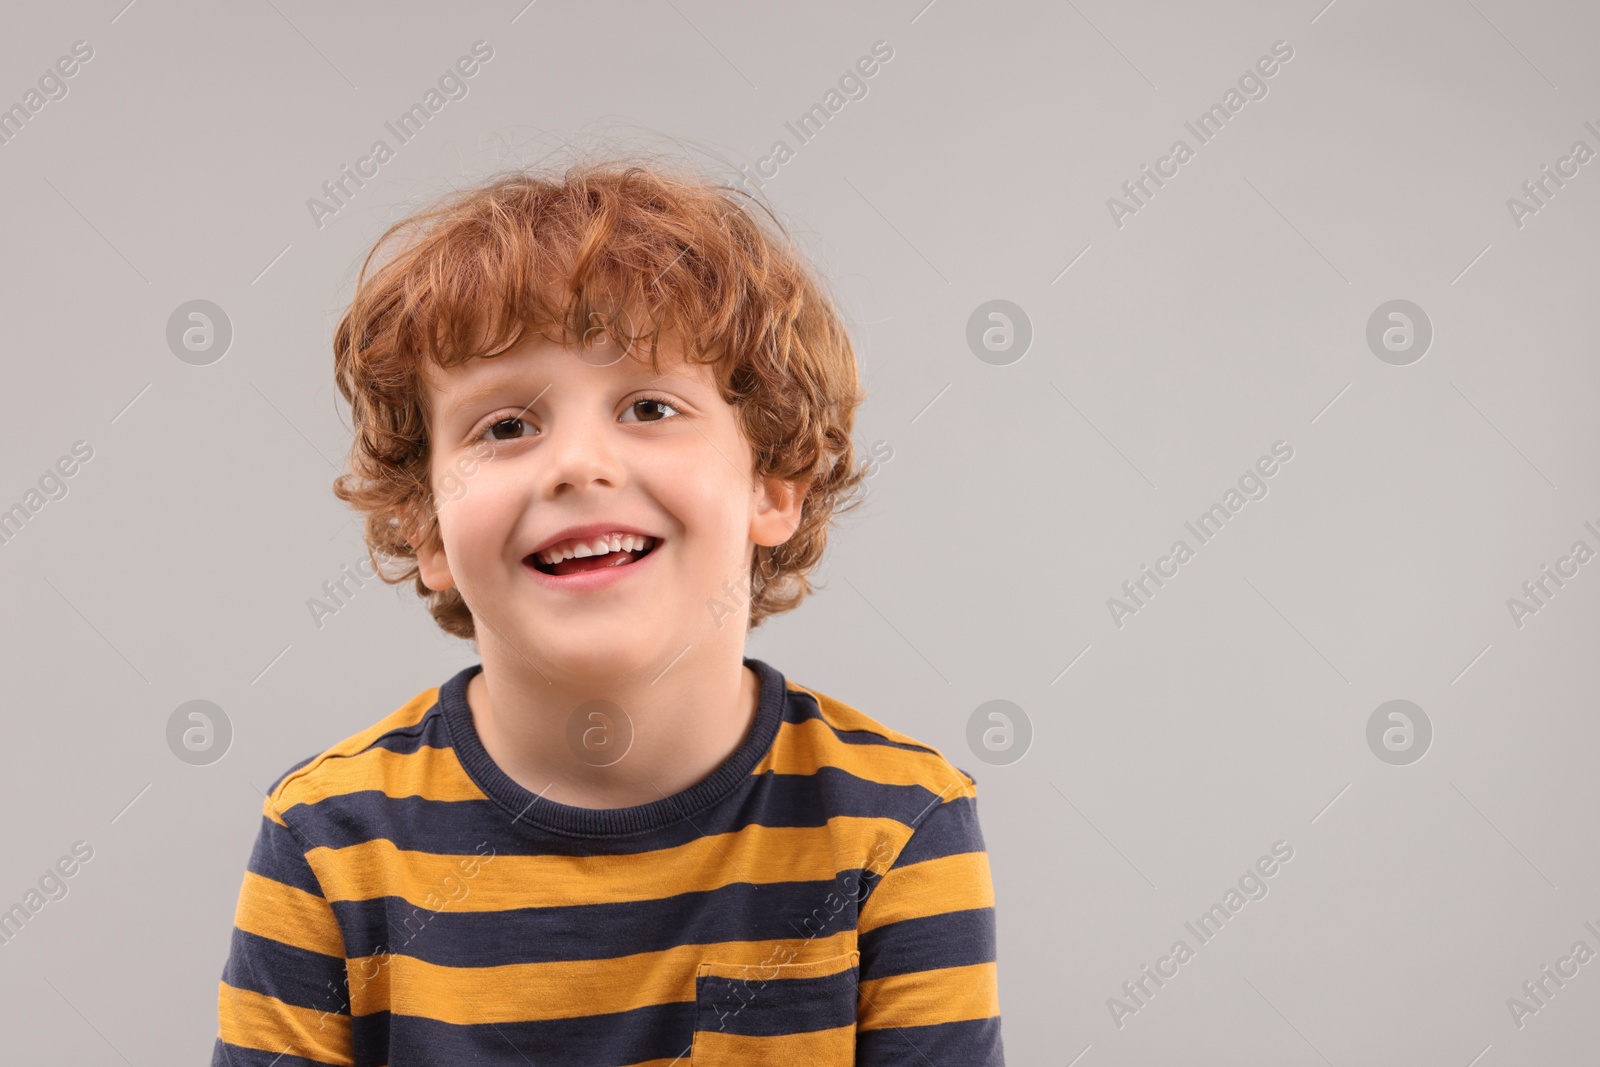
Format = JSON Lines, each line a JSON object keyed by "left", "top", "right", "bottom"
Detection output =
{"left": 537, "top": 533, "right": 652, "bottom": 565}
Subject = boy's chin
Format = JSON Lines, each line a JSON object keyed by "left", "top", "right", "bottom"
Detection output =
{"left": 523, "top": 631, "right": 669, "bottom": 682}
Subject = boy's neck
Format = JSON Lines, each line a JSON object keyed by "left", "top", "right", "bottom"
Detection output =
{"left": 462, "top": 648, "right": 762, "bottom": 810}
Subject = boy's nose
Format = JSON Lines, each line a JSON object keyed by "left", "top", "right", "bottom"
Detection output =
{"left": 539, "top": 416, "right": 627, "bottom": 495}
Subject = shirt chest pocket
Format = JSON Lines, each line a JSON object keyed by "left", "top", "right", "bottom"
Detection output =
{"left": 692, "top": 950, "right": 860, "bottom": 1066}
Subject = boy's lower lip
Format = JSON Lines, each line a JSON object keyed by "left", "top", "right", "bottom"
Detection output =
{"left": 521, "top": 540, "right": 661, "bottom": 592}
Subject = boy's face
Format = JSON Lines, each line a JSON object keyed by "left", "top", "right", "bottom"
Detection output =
{"left": 414, "top": 324, "right": 807, "bottom": 678}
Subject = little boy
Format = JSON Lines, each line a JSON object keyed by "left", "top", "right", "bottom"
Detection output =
{"left": 211, "top": 159, "right": 1003, "bottom": 1066}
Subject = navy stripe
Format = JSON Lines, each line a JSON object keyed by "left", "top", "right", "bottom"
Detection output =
{"left": 828, "top": 727, "right": 944, "bottom": 751}
{"left": 784, "top": 691, "right": 944, "bottom": 754}
{"left": 221, "top": 927, "right": 348, "bottom": 1014}
{"left": 365, "top": 715, "right": 450, "bottom": 755}
{"left": 281, "top": 712, "right": 448, "bottom": 768}
{"left": 893, "top": 794, "right": 987, "bottom": 867}
{"left": 349, "top": 1001, "right": 697, "bottom": 1067}
{"left": 697, "top": 966, "right": 857, "bottom": 1037}
{"left": 856, "top": 1016, "right": 1004, "bottom": 1067}
{"left": 246, "top": 815, "right": 323, "bottom": 898}
{"left": 859, "top": 908, "right": 997, "bottom": 978}
{"left": 280, "top": 766, "right": 941, "bottom": 855}
{"left": 211, "top": 1038, "right": 345, "bottom": 1067}
{"left": 329, "top": 874, "right": 883, "bottom": 963}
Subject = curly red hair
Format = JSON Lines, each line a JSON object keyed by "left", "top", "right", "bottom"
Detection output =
{"left": 330, "top": 157, "right": 869, "bottom": 640}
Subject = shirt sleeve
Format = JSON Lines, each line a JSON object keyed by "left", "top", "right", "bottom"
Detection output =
{"left": 212, "top": 791, "right": 354, "bottom": 1067}
{"left": 854, "top": 776, "right": 1005, "bottom": 1066}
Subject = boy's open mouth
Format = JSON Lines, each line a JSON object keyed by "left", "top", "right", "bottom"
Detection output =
{"left": 527, "top": 536, "right": 660, "bottom": 577}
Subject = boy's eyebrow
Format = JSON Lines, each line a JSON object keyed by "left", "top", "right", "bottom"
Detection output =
{"left": 441, "top": 376, "right": 530, "bottom": 416}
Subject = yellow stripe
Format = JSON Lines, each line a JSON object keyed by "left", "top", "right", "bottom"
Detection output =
{"left": 271, "top": 687, "right": 442, "bottom": 807}
{"left": 692, "top": 1024, "right": 856, "bottom": 1064}
{"left": 345, "top": 933, "right": 856, "bottom": 1023}
{"left": 789, "top": 682, "right": 976, "bottom": 778}
{"left": 263, "top": 797, "right": 289, "bottom": 827}
{"left": 699, "top": 950, "right": 857, "bottom": 982}
{"left": 271, "top": 745, "right": 487, "bottom": 807}
{"left": 311, "top": 818, "right": 913, "bottom": 909}
{"left": 857, "top": 961, "right": 999, "bottom": 1031}
{"left": 759, "top": 717, "right": 968, "bottom": 788}
{"left": 233, "top": 872, "right": 346, "bottom": 958}
{"left": 217, "top": 981, "right": 353, "bottom": 1065}
{"left": 858, "top": 851, "right": 993, "bottom": 934}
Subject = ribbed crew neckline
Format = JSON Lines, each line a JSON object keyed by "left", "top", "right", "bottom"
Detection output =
{"left": 438, "top": 656, "right": 787, "bottom": 837}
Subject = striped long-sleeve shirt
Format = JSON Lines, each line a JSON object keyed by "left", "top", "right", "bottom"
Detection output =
{"left": 212, "top": 656, "right": 1004, "bottom": 1066}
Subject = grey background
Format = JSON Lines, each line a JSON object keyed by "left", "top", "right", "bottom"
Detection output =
{"left": 1, "top": 0, "right": 1596, "bottom": 1063}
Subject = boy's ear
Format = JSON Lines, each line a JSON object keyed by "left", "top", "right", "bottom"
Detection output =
{"left": 750, "top": 473, "right": 812, "bottom": 548}
{"left": 411, "top": 520, "right": 457, "bottom": 592}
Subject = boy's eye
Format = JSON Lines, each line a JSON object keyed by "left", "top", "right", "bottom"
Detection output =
{"left": 475, "top": 395, "right": 681, "bottom": 441}
{"left": 483, "top": 416, "right": 528, "bottom": 441}
{"left": 622, "top": 396, "right": 682, "bottom": 423}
